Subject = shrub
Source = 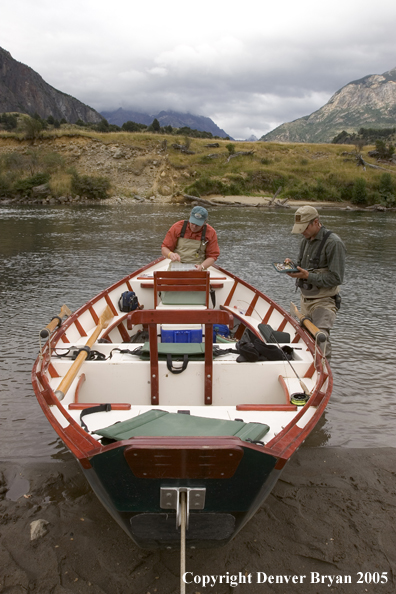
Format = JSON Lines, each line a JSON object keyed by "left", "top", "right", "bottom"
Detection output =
{"left": 351, "top": 178, "right": 368, "bottom": 205}
{"left": 375, "top": 140, "right": 395, "bottom": 160}
{"left": 14, "top": 173, "right": 50, "bottom": 195}
{"left": 122, "top": 121, "right": 145, "bottom": 132}
{"left": 149, "top": 118, "right": 160, "bottom": 132}
{"left": 71, "top": 172, "right": 111, "bottom": 200}
{"left": 22, "top": 116, "right": 43, "bottom": 141}
{"left": 378, "top": 173, "right": 396, "bottom": 206}
{"left": 0, "top": 113, "right": 18, "bottom": 130}
{"left": 96, "top": 119, "right": 110, "bottom": 133}
{"left": 226, "top": 143, "right": 236, "bottom": 155}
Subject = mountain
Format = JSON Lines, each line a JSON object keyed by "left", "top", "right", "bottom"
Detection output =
{"left": 261, "top": 67, "right": 396, "bottom": 143}
{"left": 100, "top": 108, "right": 153, "bottom": 127}
{"left": 0, "top": 47, "right": 102, "bottom": 123}
{"left": 101, "top": 108, "right": 231, "bottom": 138}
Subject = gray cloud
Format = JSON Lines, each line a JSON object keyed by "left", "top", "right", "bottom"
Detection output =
{"left": 1, "top": 0, "right": 396, "bottom": 138}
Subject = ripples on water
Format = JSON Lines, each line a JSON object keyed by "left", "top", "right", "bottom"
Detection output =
{"left": 1, "top": 204, "right": 395, "bottom": 462}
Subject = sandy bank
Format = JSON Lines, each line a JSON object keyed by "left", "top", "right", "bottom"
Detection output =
{"left": 1, "top": 447, "right": 395, "bottom": 593}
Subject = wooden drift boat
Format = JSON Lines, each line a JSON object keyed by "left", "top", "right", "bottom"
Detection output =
{"left": 32, "top": 258, "right": 332, "bottom": 550}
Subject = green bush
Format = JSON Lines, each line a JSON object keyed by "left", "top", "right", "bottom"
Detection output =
{"left": 22, "top": 117, "right": 44, "bottom": 141}
{"left": 375, "top": 140, "right": 395, "bottom": 160}
{"left": 351, "top": 178, "right": 368, "bottom": 205}
{"left": 378, "top": 173, "right": 396, "bottom": 206}
{"left": 122, "top": 121, "right": 147, "bottom": 132}
{"left": 13, "top": 173, "right": 50, "bottom": 195}
{"left": 0, "top": 113, "right": 18, "bottom": 130}
{"left": 71, "top": 172, "right": 111, "bottom": 200}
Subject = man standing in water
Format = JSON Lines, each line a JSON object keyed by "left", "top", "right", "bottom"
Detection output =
{"left": 287, "top": 206, "right": 346, "bottom": 360}
{"left": 161, "top": 206, "right": 220, "bottom": 270}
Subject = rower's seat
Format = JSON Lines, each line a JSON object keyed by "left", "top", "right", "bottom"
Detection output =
{"left": 95, "top": 409, "right": 270, "bottom": 442}
{"left": 154, "top": 270, "right": 210, "bottom": 308}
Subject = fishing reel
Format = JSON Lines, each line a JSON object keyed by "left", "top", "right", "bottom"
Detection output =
{"left": 290, "top": 392, "right": 310, "bottom": 406}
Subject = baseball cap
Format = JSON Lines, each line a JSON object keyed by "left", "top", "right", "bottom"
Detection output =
{"left": 189, "top": 206, "right": 208, "bottom": 227}
{"left": 291, "top": 205, "right": 319, "bottom": 234}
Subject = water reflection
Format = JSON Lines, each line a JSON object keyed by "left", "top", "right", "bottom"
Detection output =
{"left": 1, "top": 203, "right": 395, "bottom": 462}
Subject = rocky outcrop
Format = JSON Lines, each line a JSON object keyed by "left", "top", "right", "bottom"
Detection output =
{"left": 261, "top": 67, "right": 396, "bottom": 143}
{"left": 0, "top": 47, "right": 102, "bottom": 123}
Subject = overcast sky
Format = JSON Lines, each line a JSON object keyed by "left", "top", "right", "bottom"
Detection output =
{"left": 1, "top": 0, "right": 396, "bottom": 139}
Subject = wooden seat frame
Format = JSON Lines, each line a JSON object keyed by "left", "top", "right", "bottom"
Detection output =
{"left": 153, "top": 270, "right": 210, "bottom": 308}
{"left": 127, "top": 309, "right": 233, "bottom": 406}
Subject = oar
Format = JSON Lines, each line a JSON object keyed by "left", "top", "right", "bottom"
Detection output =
{"left": 40, "top": 304, "right": 72, "bottom": 340}
{"left": 54, "top": 305, "right": 114, "bottom": 401}
{"left": 290, "top": 302, "right": 326, "bottom": 344}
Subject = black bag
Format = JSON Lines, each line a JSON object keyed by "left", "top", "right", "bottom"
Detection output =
{"left": 236, "top": 329, "right": 286, "bottom": 363}
{"left": 118, "top": 291, "right": 139, "bottom": 312}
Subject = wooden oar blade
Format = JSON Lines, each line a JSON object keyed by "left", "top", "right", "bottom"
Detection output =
{"left": 99, "top": 304, "right": 114, "bottom": 330}
{"left": 60, "top": 304, "right": 72, "bottom": 318}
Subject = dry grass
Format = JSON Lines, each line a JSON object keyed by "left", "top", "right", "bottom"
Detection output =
{"left": 1, "top": 127, "right": 395, "bottom": 204}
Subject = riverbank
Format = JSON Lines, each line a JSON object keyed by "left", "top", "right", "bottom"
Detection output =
{"left": 1, "top": 447, "right": 395, "bottom": 594}
{"left": 1, "top": 131, "right": 395, "bottom": 208}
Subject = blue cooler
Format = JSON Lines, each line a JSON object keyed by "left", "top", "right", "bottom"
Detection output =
{"left": 161, "top": 325, "right": 203, "bottom": 343}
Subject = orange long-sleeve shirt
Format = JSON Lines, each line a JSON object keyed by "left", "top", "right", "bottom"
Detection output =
{"left": 162, "top": 220, "right": 220, "bottom": 261}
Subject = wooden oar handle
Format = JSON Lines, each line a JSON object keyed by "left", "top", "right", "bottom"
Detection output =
{"left": 290, "top": 302, "right": 326, "bottom": 343}
{"left": 55, "top": 305, "right": 114, "bottom": 400}
{"left": 40, "top": 304, "right": 72, "bottom": 339}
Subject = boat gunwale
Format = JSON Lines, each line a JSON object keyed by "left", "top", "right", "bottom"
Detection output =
{"left": 32, "top": 258, "right": 332, "bottom": 466}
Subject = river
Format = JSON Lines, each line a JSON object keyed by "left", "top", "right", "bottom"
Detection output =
{"left": 1, "top": 202, "right": 395, "bottom": 462}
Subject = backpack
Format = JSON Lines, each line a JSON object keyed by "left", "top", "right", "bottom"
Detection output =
{"left": 235, "top": 329, "right": 288, "bottom": 362}
{"left": 118, "top": 291, "right": 139, "bottom": 312}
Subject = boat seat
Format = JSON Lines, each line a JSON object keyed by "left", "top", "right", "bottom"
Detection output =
{"left": 95, "top": 409, "right": 270, "bottom": 442}
{"left": 154, "top": 270, "right": 210, "bottom": 307}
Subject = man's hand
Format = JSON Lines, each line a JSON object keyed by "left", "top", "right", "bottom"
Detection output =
{"left": 288, "top": 266, "right": 309, "bottom": 279}
{"left": 169, "top": 252, "right": 181, "bottom": 262}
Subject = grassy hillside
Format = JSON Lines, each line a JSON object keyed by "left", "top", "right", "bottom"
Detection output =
{"left": 1, "top": 126, "right": 396, "bottom": 206}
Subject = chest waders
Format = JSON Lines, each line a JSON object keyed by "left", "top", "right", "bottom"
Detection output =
{"left": 174, "top": 221, "right": 208, "bottom": 264}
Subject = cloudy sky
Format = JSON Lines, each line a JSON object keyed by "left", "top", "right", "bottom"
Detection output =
{"left": 1, "top": 0, "right": 396, "bottom": 139}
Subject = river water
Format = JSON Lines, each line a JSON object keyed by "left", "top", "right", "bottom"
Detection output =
{"left": 1, "top": 202, "right": 395, "bottom": 462}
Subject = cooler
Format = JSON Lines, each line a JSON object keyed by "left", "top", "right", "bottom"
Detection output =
{"left": 161, "top": 324, "right": 203, "bottom": 343}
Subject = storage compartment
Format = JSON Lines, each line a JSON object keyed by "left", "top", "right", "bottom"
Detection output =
{"left": 161, "top": 324, "right": 203, "bottom": 343}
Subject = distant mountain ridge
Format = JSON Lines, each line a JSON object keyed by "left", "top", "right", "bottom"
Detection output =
{"left": 101, "top": 107, "right": 232, "bottom": 138}
{"left": 0, "top": 47, "right": 102, "bottom": 123}
{"left": 261, "top": 67, "right": 396, "bottom": 143}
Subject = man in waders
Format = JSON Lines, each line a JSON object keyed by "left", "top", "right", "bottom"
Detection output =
{"left": 286, "top": 205, "right": 346, "bottom": 361}
{"left": 161, "top": 206, "right": 220, "bottom": 270}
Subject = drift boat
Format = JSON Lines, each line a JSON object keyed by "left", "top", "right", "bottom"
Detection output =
{"left": 32, "top": 258, "right": 332, "bottom": 550}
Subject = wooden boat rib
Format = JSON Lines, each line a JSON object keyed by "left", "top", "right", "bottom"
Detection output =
{"left": 32, "top": 257, "right": 332, "bottom": 549}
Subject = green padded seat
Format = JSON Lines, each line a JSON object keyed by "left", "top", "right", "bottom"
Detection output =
{"left": 139, "top": 342, "right": 206, "bottom": 358}
{"left": 161, "top": 291, "right": 207, "bottom": 305}
{"left": 95, "top": 409, "right": 270, "bottom": 443}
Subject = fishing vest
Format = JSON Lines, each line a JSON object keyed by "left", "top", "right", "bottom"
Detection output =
{"left": 174, "top": 220, "right": 208, "bottom": 264}
{"left": 297, "top": 229, "right": 339, "bottom": 298}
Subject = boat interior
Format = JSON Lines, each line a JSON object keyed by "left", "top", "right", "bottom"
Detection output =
{"left": 41, "top": 262, "right": 326, "bottom": 447}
